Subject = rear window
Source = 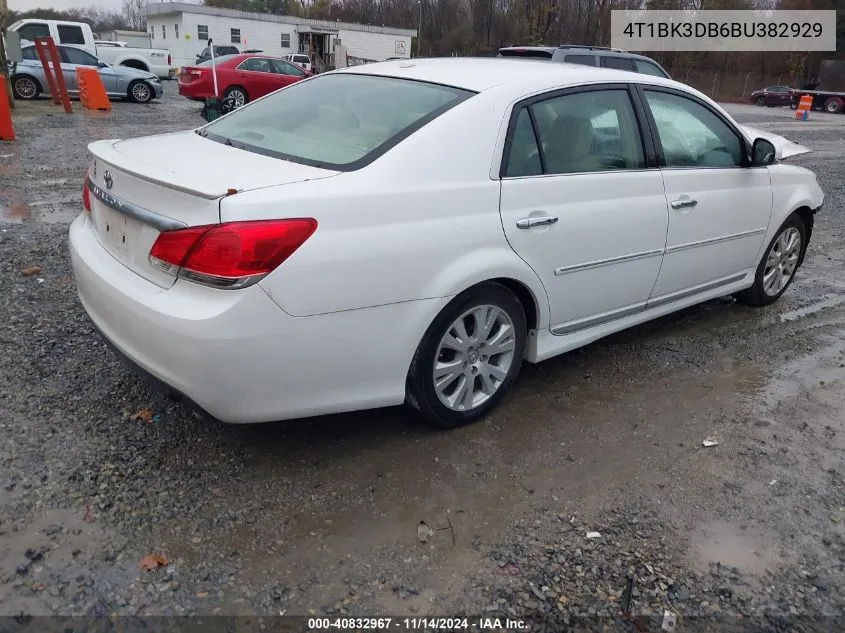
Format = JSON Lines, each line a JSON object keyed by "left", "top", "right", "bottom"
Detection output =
{"left": 199, "top": 74, "right": 474, "bottom": 170}
{"left": 197, "top": 54, "right": 240, "bottom": 66}
{"left": 498, "top": 48, "right": 553, "bottom": 59}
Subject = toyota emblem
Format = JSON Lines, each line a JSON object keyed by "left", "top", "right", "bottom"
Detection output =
{"left": 104, "top": 170, "right": 113, "bottom": 190}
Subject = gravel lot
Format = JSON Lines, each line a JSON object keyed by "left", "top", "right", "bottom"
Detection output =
{"left": 1, "top": 86, "right": 844, "bottom": 630}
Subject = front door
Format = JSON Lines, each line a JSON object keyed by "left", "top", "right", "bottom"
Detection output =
{"left": 235, "top": 57, "right": 277, "bottom": 99}
{"left": 499, "top": 86, "right": 669, "bottom": 334}
{"left": 639, "top": 87, "right": 773, "bottom": 301}
{"left": 58, "top": 45, "right": 109, "bottom": 94}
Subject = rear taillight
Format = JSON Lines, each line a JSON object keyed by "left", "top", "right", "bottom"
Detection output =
{"left": 167, "top": 54, "right": 172, "bottom": 65}
{"left": 83, "top": 177, "right": 91, "bottom": 213}
{"left": 149, "top": 219, "right": 318, "bottom": 289}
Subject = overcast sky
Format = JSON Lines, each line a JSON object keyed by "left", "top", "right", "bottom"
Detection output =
{"left": 10, "top": 0, "right": 128, "bottom": 13}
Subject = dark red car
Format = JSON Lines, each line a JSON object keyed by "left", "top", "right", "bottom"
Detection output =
{"left": 178, "top": 53, "right": 311, "bottom": 107}
{"left": 749, "top": 85, "right": 796, "bottom": 107}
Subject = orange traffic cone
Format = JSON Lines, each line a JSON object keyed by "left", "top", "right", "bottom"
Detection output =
{"left": 0, "top": 80, "right": 15, "bottom": 141}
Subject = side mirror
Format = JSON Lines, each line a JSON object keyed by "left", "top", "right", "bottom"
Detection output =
{"left": 751, "top": 138, "right": 776, "bottom": 166}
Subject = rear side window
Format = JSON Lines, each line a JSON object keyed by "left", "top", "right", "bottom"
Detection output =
{"left": 21, "top": 47, "right": 38, "bottom": 61}
{"left": 201, "top": 74, "right": 474, "bottom": 170}
{"left": 602, "top": 57, "right": 635, "bottom": 71}
{"left": 17, "top": 23, "right": 51, "bottom": 41}
{"left": 634, "top": 60, "right": 669, "bottom": 78}
{"left": 564, "top": 54, "right": 597, "bottom": 67}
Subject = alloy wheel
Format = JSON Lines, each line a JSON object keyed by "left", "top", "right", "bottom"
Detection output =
{"left": 762, "top": 227, "right": 801, "bottom": 297}
{"left": 432, "top": 304, "right": 516, "bottom": 412}
{"left": 132, "top": 82, "right": 151, "bottom": 102}
{"left": 14, "top": 77, "right": 37, "bottom": 99}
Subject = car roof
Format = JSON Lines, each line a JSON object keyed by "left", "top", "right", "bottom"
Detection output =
{"left": 335, "top": 57, "right": 678, "bottom": 93}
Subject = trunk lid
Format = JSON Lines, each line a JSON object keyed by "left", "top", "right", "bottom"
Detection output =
{"left": 741, "top": 126, "right": 812, "bottom": 160}
{"left": 86, "top": 132, "right": 340, "bottom": 288}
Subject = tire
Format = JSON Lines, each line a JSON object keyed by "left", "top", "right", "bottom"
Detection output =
{"left": 755, "top": 96, "right": 766, "bottom": 106}
{"left": 223, "top": 86, "right": 248, "bottom": 108}
{"left": 824, "top": 97, "right": 843, "bottom": 114}
{"left": 405, "top": 282, "right": 527, "bottom": 429}
{"left": 12, "top": 75, "right": 41, "bottom": 100}
{"left": 128, "top": 80, "right": 153, "bottom": 103}
{"left": 734, "top": 214, "right": 806, "bottom": 307}
{"left": 790, "top": 101, "right": 799, "bottom": 110}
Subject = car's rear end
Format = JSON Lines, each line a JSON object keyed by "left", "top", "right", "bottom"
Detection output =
{"left": 178, "top": 65, "right": 215, "bottom": 100}
{"left": 69, "top": 71, "right": 476, "bottom": 423}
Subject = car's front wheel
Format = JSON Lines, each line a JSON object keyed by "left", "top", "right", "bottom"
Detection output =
{"left": 128, "top": 80, "right": 154, "bottom": 103}
{"left": 406, "top": 282, "right": 527, "bottom": 429}
{"left": 756, "top": 96, "right": 766, "bottom": 106}
{"left": 734, "top": 214, "right": 806, "bottom": 307}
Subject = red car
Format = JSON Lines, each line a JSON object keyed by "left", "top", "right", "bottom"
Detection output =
{"left": 178, "top": 53, "right": 311, "bottom": 107}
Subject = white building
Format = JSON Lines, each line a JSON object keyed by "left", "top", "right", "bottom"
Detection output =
{"left": 142, "top": 2, "right": 416, "bottom": 70}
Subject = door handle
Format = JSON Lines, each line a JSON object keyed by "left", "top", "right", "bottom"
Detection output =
{"left": 516, "top": 216, "right": 559, "bottom": 229}
{"left": 671, "top": 198, "right": 698, "bottom": 210}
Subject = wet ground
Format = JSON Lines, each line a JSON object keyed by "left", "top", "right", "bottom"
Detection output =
{"left": 1, "top": 88, "right": 844, "bottom": 628}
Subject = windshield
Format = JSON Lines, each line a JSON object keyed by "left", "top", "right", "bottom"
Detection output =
{"left": 199, "top": 73, "right": 474, "bottom": 170}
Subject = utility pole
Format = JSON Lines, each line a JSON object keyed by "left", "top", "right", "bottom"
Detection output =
{"left": 417, "top": 0, "right": 422, "bottom": 58}
{"left": 0, "top": 0, "right": 13, "bottom": 110}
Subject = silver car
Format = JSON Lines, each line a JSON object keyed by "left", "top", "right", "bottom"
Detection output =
{"left": 12, "top": 42, "right": 163, "bottom": 103}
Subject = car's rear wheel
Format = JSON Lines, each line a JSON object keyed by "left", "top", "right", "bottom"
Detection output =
{"left": 734, "top": 214, "right": 806, "bottom": 307}
{"left": 12, "top": 75, "right": 40, "bottom": 100}
{"left": 755, "top": 96, "right": 766, "bottom": 106}
{"left": 406, "top": 282, "right": 526, "bottom": 429}
{"left": 224, "top": 86, "right": 248, "bottom": 108}
{"left": 824, "top": 97, "right": 843, "bottom": 114}
{"left": 128, "top": 80, "right": 153, "bottom": 103}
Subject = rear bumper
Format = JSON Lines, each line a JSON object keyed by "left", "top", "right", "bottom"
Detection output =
{"left": 68, "top": 213, "right": 445, "bottom": 423}
{"left": 178, "top": 82, "right": 210, "bottom": 101}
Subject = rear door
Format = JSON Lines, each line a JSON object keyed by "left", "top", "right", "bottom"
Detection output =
{"left": 499, "top": 84, "right": 669, "bottom": 334}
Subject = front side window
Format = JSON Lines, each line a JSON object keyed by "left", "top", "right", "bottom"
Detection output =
{"left": 644, "top": 90, "right": 743, "bottom": 168}
{"left": 60, "top": 46, "right": 99, "bottom": 66}
{"left": 231, "top": 28, "right": 241, "bottom": 43}
{"left": 201, "top": 74, "right": 473, "bottom": 169}
{"left": 506, "top": 89, "right": 645, "bottom": 176}
{"left": 271, "top": 59, "right": 305, "bottom": 76}
{"left": 634, "top": 60, "right": 669, "bottom": 78}
{"left": 17, "top": 23, "right": 50, "bottom": 42}
{"left": 198, "top": 25, "right": 209, "bottom": 40}
{"left": 57, "top": 25, "right": 86, "bottom": 45}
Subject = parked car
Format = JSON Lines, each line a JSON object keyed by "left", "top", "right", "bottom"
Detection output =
{"left": 70, "top": 58, "right": 823, "bottom": 428}
{"left": 8, "top": 19, "right": 175, "bottom": 79}
{"left": 195, "top": 45, "right": 240, "bottom": 65}
{"left": 281, "top": 53, "right": 313, "bottom": 73}
{"left": 498, "top": 45, "right": 671, "bottom": 78}
{"left": 12, "top": 42, "right": 163, "bottom": 103}
{"left": 178, "top": 53, "right": 310, "bottom": 107}
{"left": 749, "top": 85, "right": 796, "bottom": 107}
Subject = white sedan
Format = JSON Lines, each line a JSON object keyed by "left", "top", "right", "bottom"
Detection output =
{"left": 69, "top": 58, "right": 825, "bottom": 428}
